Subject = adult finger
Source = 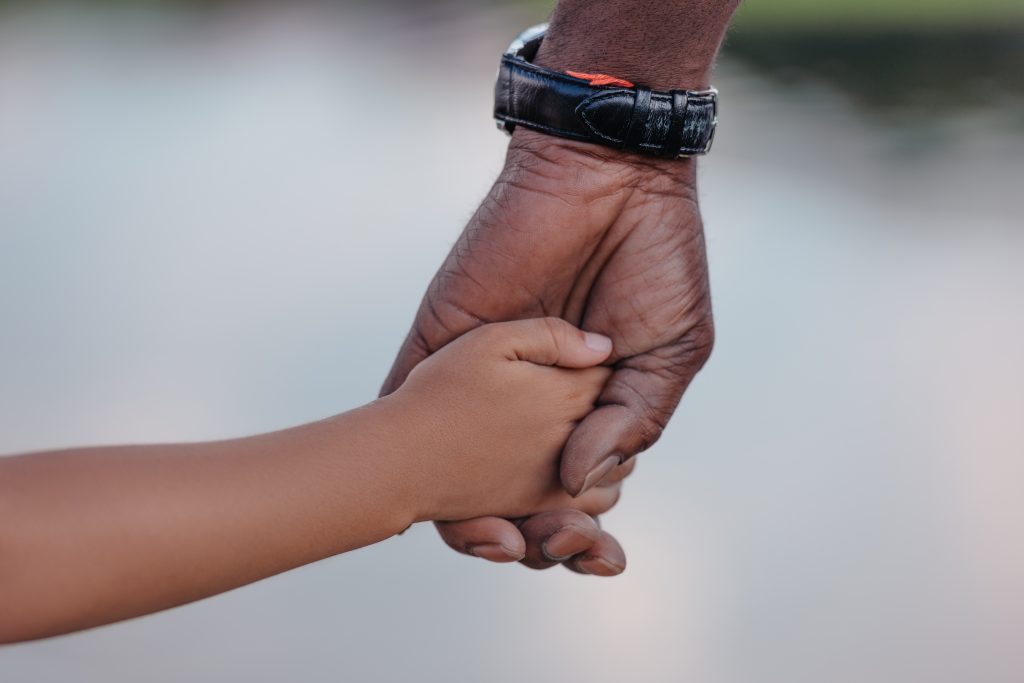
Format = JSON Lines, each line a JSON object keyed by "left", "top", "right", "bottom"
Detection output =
{"left": 564, "top": 529, "right": 627, "bottom": 577}
{"left": 517, "top": 510, "right": 627, "bottom": 577}
{"left": 597, "top": 457, "right": 636, "bottom": 488}
{"left": 433, "top": 479, "right": 620, "bottom": 567}
{"left": 516, "top": 509, "right": 604, "bottom": 570}
{"left": 434, "top": 517, "right": 526, "bottom": 563}
{"left": 561, "top": 329, "right": 713, "bottom": 496}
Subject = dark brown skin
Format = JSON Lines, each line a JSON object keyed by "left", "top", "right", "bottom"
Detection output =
{"left": 382, "top": 0, "right": 742, "bottom": 575}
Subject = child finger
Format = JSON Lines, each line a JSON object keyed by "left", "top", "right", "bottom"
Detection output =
{"left": 490, "top": 317, "right": 613, "bottom": 369}
{"left": 553, "top": 366, "right": 613, "bottom": 418}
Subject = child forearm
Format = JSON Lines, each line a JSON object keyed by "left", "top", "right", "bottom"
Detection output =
{"left": 0, "top": 399, "right": 419, "bottom": 643}
{"left": 0, "top": 318, "right": 616, "bottom": 643}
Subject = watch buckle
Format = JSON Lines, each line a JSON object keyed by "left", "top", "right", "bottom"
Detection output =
{"left": 678, "top": 87, "right": 719, "bottom": 158}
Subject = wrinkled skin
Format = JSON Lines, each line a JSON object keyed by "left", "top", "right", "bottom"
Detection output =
{"left": 382, "top": 130, "right": 713, "bottom": 574}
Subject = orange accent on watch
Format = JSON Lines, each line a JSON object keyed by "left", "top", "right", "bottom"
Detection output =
{"left": 565, "top": 70, "right": 636, "bottom": 88}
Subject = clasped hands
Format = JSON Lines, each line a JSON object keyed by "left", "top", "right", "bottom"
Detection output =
{"left": 0, "top": 132, "right": 715, "bottom": 644}
{"left": 382, "top": 130, "right": 715, "bottom": 576}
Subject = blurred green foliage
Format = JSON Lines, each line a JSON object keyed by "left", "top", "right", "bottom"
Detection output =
{"left": 732, "top": 0, "right": 1024, "bottom": 30}
{"left": 724, "top": 3, "right": 1024, "bottom": 117}
{"left": 509, "top": 0, "right": 1024, "bottom": 116}
{"left": 514, "top": 0, "right": 1024, "bottom": 29}
{"left": 4, "top": 0, "right": 1024, "bottom": 30}
{"left": 0, "top": 0, "right": 1018, "bottom": 119}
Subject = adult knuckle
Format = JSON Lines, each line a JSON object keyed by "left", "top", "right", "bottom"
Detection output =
{"left": 680, "top": 316, "right": 716, "bottom": 367}
{"left": 649, "top": 315, "right": 716, "bottom": 381}
{"left": 634, "top": 411, "right": 665, "bottom": 452}
{"left": 615, "top": 380, "right": 669, "bottom": 439}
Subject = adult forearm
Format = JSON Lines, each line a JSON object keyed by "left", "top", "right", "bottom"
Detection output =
{"left": 536, "top": 0, "right": 741, "bottom": 89}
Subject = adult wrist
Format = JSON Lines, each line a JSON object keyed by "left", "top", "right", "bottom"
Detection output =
{"left": 533, "top": 0, "right": 740, "bottom": 91}
{"left": 506, "top": 129, "right": 698, "bottom": 199}
{"left": 533, "top": 37, "right": 714, "bottom": 92}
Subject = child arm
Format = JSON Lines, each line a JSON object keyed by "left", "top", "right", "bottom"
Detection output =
{"left": 0, "top": 404, "right": 419, "bottom": 643}
{"left": 0, "top": 318, "right": 613, "bottom": 643}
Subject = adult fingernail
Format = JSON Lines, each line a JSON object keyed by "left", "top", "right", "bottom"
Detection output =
{"left": 583, "top": 332, "right": 612, "bottom": 354}
{"left": 577, "top": 557, "right": 625, "bottom": 577}
{"left": 542, "top": 526, "right": 598, "bottom": 561}
{"left": 576, "top": 455, "right": 621, "bottom": 496}
{"left": 467, "top": 544, "right": 524, "bottom": 562}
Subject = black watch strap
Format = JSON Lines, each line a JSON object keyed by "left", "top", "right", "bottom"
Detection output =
{"left": 494, "top": 24, "right": 718, "bottom": 158}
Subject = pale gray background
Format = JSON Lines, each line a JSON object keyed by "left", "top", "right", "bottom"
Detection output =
{"left": 1, "top": 3, "right": 1022, "bottom": 682}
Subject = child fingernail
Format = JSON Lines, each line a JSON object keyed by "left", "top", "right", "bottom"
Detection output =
{"left": 467, "top": 543, "right": 524, "bottom": 562}
{"left": 583, "top": 332, "right": 612, "bottom": 353}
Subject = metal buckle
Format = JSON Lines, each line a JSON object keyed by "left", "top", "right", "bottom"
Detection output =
{"left": 494, "top": 23, "right": 549, "bottom": 135}
{"left": 504, "top": 23, "right": 549, "bottom": 58}
{"left": 678, "top": 87, "right": 718, "bottom": 158}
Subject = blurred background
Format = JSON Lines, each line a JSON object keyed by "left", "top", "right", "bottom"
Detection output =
{"left": 1, "top": 1, "right": 1022, "bottom": 681}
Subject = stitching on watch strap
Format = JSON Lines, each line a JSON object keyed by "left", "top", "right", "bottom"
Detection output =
{"left": 576, "top": 90, "right": 634, "bottom": 144}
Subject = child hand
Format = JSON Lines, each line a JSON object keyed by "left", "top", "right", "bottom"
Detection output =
{"left": 0, "top": 317, "right": 615, "bottom": 642}
{"left": 387, "top": 317, "right": 615, "bottom": 523}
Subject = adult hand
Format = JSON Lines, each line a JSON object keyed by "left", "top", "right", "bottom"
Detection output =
{"left": 382, "top": 0, "right": 739, "bottom": 575}
{"left": 382, "top": 131, "right": 712, "bottom": 575}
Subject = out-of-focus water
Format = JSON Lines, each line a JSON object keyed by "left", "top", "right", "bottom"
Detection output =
{"left": 1, "top": 4, "right": 1022, "bottom": 683}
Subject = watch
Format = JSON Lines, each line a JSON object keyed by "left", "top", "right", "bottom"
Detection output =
{"left": 494, "top": 23, "right": 718, "bottom": 158}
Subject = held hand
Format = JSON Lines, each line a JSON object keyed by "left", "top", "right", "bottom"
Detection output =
{"left": 0, "top": 317, "right": 613, "bottom": 643}
{"left": 384, "top": 131, "right": 713, "bottom": 574}
{"left": 390, "top": 318, "right": 616, "bottom": 522}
